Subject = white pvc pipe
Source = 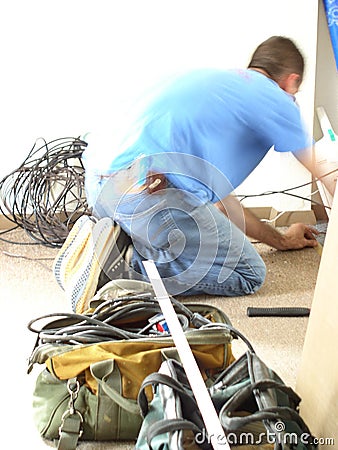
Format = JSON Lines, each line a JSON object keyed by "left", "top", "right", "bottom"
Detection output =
{"left": 143, "top": 260, "right": 231, "bottom": 450}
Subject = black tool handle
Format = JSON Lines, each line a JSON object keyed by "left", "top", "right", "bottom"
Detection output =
{"left": 247, "top": 307, "right": 310, "bottom": 317}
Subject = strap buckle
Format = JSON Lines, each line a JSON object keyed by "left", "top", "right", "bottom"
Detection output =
{"left": 58, "top": 378, "right": 84, "bottom": 439}
{"left": 59, "top": 409, "right": 84, "bottom": 438}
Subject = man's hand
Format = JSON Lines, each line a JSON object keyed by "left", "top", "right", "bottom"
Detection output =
{"left": 216, "top": 195, "right": 320, "bottom": 251}
{"left": 280, "top": 223, "right": 319, "bottom": 250}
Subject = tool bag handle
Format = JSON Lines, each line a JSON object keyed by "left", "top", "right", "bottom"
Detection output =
{"left": 219, "top": 379, "right": 306, "bottom": 429}
{"left": 90, "top": 359, "right": 140, "bottom": 415}
{"left": 138, "top": 371, "right": 196, "bottom": 418}
{"left": 137, "top": 361, "right": 211, "bottom": 450}
{"left": 222, "top": 379, "right": 301, "bottom": 411}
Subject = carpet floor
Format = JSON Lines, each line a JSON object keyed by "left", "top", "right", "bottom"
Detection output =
{"left": 0, "top": 227, "right": 321, "bottom": 449}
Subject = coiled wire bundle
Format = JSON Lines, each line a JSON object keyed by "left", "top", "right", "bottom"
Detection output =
{"left": 27, "top": 293, "right": 213, "bottom": 346}
{"left": 0, "top": 137, "right": 91, "bottom": 247}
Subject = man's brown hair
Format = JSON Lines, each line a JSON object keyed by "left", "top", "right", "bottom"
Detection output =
{"left": 248, "top": 36, "right": 305, "bottom": 83}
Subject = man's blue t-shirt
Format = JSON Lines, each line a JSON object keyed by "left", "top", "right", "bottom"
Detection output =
{"left": 85, "top": 69, "right": 311, "bottom": 205}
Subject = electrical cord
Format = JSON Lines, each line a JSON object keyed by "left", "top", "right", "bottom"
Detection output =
{"left": 27, "top": 294, "right": 206, "bottom": 346}
{"left": 236, "top": 167, "right": 338, "bottom": 211}
{"left": 0, "top": 226, "right": 43, "bottom": 245}
{"left": 1, "top": 250, "right": 53, "bottom": 271}
{"left": 0, "top": 137, "right": 91, "bottom": 248}
{"left": 239, "top": 190, "right": 330, "bottom": 209}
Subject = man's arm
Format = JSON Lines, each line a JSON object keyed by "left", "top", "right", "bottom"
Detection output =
{"left": 293, "top": 146, "right": 337, "bottom": 196}
{"left": 215, "top": 194, "right": 318, "bottom": 251}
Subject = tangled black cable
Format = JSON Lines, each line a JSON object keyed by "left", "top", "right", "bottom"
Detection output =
{"left": 0, "top": 137, "right": 91, "bottom": 247}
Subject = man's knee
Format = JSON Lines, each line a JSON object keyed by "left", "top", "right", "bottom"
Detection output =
{"left": 247, "top": 261, "right": 266, "bottom": 293}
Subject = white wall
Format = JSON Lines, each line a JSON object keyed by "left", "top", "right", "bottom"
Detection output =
{"left": 0, "top": 0, "right": 323, "bottom": 211}
{"left": 236, "top": 2, "right": 319, "bottom": 212}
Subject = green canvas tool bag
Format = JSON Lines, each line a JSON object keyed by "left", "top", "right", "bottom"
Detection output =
{"left": 27, "top": 280, "right": 233, "bottom": 449}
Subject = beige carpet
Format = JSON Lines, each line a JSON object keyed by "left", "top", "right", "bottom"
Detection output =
{"left": 0, "top": 227, "right": 321, "bottom": 449}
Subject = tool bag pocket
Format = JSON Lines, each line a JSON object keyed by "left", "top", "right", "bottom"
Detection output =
{"left": 33, "top": 359, "right": 142, "bottom": 442}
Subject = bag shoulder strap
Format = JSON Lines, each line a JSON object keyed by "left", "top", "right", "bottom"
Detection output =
{"left": 57, "top": 411, "right": 83, "bottom": 450}
{"left": 55, "top": 378, "right": 83, "bottom": 450}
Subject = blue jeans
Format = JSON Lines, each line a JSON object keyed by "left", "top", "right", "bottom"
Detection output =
{"left": 90, "top": 169, "right": 266, "bottom": 297}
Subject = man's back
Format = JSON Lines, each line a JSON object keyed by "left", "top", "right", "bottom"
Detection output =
{"left": 86, "top": 68, "right": 309, "bottom": 203}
